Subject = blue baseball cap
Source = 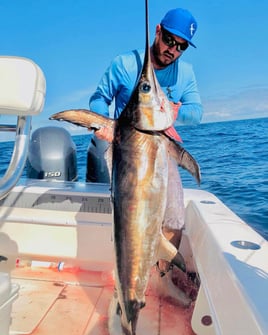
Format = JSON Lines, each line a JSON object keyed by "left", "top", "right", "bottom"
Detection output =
{"left": 161, "top": 8, "right": 198, "bottom": 48}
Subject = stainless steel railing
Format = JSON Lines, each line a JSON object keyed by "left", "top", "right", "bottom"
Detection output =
{"left": 0, "top": 116, "right": 32, "bottom": 200}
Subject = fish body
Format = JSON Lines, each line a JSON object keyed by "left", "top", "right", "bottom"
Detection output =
{"left": 112, "top": 126, "right": 173, "bottom": 334}
{"left": 50, "top": 1, "right": 200, "bottom": 334}
{"left": 50, "top": 103, "right": 200, "bottom": 335}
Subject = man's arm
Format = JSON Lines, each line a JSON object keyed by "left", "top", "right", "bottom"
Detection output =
{"left": 89, "top": 60, "right": 118, "bottom": 117}
{"left": 179, "top": 102, "right": 203, "bottom": 125}
{"left": 89, "top": 53, "right": 137, "bottom": 119}
{"left": 177, "top": 63, "right": 203, "bottom": 125}
{"left": 88, "top": 53, "right": 137, "bottom": 141}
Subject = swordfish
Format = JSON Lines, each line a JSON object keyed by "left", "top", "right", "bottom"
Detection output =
{"left": 50, "top": 1, "right": 200, "bottom": 334}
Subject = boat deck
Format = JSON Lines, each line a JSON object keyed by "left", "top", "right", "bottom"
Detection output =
{"left": 10, "top": 264, "right": 196, "bottom": 335}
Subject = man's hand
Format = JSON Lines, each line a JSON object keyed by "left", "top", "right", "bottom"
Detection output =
{"left": 94, "top": 126, "right": 114, "bottom": 143}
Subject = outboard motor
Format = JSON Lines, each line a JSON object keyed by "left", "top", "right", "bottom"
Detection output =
{"left": 86, "top": 135, "right": 110, "bottom": 183}
{"left": 27, "top": 126, "right": 78, "bottom": 181}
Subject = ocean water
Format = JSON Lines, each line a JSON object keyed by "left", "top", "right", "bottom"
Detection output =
{"left": 177, "top": 117, "right": 268, "bottom": 240}
{"left": 1, "top": 117, "right": 267, "bottom": 239}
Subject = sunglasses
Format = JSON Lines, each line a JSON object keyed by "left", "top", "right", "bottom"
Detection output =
{"left": 160, "top": 26, "right": 189, "bottom": 52}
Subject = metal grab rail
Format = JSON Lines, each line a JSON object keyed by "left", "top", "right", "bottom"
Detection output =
{"left": 0, "top": 125, "right": 16, "bottom": 132}
{"left": 0, "top": 116, "right": 32, "bottom": 200}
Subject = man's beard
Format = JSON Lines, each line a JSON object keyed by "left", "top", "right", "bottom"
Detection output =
{"left": 152, "top": 43, "right": 168, "bottom": 67}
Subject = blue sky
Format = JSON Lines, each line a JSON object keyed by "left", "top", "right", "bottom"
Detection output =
{"left": 1, "top": 0, "right": 268, "bottom": 139}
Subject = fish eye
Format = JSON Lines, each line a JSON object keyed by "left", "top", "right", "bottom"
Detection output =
{"left": 140, "top": 82, "right": 151, "bottom": 93}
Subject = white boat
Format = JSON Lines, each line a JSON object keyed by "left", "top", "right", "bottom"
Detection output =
{"left": 0, "top": 56, "right": 268, "bottom": 335}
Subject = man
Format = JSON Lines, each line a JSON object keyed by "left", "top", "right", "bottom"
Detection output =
{"left": 89, "top": 8, "right": 203, "bottom": 304}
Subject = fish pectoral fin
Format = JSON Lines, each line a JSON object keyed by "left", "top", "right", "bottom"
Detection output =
{"left": 89, "top": 123, "right": 101, "bottom": 130}
{"left": 169, "top": 141, "right": 201, "bottom": 185}
{"left": 49, "top": 109, "right": 115, "bottom": 131}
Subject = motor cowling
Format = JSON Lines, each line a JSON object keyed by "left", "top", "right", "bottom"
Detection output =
{"left": 86, "top": 136, "right": 110, "bottom": 183}
{"left": 27, "top": 126, "right": 77, "bottom": 181}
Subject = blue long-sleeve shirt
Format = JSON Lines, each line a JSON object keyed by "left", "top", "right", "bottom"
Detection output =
{"left": 89, "top": 49, "right": 203, "bottom": 125}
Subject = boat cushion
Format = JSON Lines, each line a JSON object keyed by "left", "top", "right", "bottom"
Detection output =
{"left": 0, "top": 56, "right": 46, "bottom": 115}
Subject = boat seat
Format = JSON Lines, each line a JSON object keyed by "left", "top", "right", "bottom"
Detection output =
{"left": 0, "top": 56, "right": 46, "bottom": 201}
{"left": 0, "top": 56, "right": 46, "bottom": 116}
{"left": 183, "top": 189, "right": 268, "bottom": 335}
